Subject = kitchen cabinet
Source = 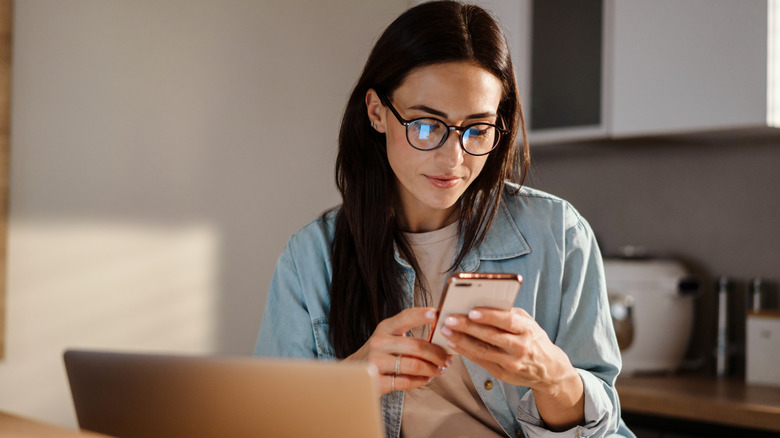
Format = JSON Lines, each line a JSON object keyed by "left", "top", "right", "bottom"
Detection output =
{"left": 425, "top": 0, "right": 777, "bottom": 144}
{"left": 606, "top": 1, "right": 770, "bottom": 139}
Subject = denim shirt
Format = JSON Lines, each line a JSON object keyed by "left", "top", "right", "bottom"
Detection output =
{"left": 255, "top": 184, "right": 635, "bottom": 438}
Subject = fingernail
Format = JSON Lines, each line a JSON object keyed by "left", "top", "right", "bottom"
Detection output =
{"left": 425, "top": 309, "right": 437, "bottom": 320}
{"left": 440, "top": 326, "right": 452, "bottom": 336}
{"left": 446, "top": 356, "right": 453, "bottom": 367}
{"left": 439, "top": 366, "right": 447, "bottom": 374}
{"left": 447, "top": 340, "right": 457, "bottom": 349}
{"left": 444, "top": 316, "right": 457, "bottom": 326}
{"left": 468, "top": 310, "right": 482, "bottom": 320}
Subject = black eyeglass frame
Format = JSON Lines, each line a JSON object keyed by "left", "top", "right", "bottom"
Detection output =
{"left": 376, "top": 92, "right": 508, "bottom": 157}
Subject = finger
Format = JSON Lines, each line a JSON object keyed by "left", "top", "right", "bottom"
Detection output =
{"left": 444, "top": 315, "right": 507, "bottom": 345}
{"left": 441, "top": 321, "right": 509, "bottom": 364}
{"left": 380, "top": 373, "right": 432, "bottom": 395}
{"left": 467, "top": 307, "right": 533, "bottom": 334}
{"left": 442, "top": 314, "right": 515, "bottom": 352}
{"left": 441, "top": 313, "right": 542, "bottom": 370}
{"left": 373, "top": 337, "right": 450, "bottom": 372}
{"left": 390, "top": 352, "right": 450, "bottom": 378}
{"left": 378, "top": 307, "right": 437, "bottom": 336}
{"left": 441, "top": 328, "right": 531, "bottom": 385}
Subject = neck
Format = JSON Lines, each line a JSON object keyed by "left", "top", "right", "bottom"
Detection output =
{"left": 398, "top": 205, "right": 459, "bottom": 233}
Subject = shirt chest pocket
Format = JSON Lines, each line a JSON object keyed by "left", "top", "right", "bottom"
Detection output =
{"left": 312, "top": 317, "right": 336, "bottom": 359}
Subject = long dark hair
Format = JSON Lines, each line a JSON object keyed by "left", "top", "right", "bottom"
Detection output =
{"left": 329, "top": 0, "right": 529, "bottom": 358}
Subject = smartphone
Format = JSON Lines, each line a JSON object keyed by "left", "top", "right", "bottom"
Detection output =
{"left": 428, "top": 273, "right": 522, "bottom": 354}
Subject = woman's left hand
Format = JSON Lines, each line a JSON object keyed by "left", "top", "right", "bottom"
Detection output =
{"left": 439, "top": 307, "right": 567, "bottom": 388}
{"left": 440, "top": 307, "right": 585, "bottom": 430}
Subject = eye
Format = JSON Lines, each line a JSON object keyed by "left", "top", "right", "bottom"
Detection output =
{"left": 470, "top": 127, "right": 490, "bottom": 136}
{"left": 409, "top": 119, "right": 444, "bottom": 140}
{"left": 464, "top": 125, "right": 493, "bottom": 140}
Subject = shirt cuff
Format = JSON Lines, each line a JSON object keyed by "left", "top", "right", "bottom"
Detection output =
{"left": 515, "top": 369, "right": 618, "bottom": 438}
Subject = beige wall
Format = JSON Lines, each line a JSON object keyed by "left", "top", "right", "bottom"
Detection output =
{"left": 1, "top": 0, "right": 407, "bottom": 428}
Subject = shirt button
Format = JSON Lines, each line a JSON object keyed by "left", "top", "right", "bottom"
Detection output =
{"left": 483, "top": 380, "right": 493, "bottom": 390}
{"left": 515, "top": 429, "right": 523, "bottom": 438}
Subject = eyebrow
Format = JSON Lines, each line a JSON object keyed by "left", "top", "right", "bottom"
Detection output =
{"left": 408, "top": 104, "right": 497, "bottom": 121}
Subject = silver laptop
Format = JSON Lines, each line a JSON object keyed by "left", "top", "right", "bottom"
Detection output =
{"left": 64, "top": 349, "right": 384, "bottom": 438}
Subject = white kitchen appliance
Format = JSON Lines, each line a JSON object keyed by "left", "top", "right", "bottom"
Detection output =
{"left": 604, "top": 257, "right": 698, "bottom": 375}
{"left": 746, "top": 312, "right": 780, "bottom": 387}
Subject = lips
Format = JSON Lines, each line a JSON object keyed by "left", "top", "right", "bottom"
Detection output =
{"left": 426, "top": 175, "right": 461, "bottom": 189}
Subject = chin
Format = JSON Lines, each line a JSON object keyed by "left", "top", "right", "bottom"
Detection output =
{"left": 424, "top": 194, "right": 462, "bottom": 211}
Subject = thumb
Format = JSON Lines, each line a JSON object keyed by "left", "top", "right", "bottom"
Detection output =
{"left": 380, "top": 307, "right": 437, "bottom": 336}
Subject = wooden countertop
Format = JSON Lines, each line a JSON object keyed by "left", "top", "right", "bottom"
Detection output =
{"left": 0, "top": 412, "right": 110, "bottom": 438}
{"left": 616, "top": 374, "right": 780, "bottom": 432}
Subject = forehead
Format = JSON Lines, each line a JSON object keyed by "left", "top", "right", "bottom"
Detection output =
{"left": 392, "top": 62, "right": 503, "bottom": 116}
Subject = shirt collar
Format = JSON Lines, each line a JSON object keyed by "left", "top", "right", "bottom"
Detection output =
{"left": 393, "top": 197, "right": 531, "bottom": 271}
{"left": 459, "top": 200, "right": 531, "bottom": 272}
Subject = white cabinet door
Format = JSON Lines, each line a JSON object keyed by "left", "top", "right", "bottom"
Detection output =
{"left": 607, "top": 0, "right": 769, "bottom": 137}
{"left": 408, "top": 0, "right": 773, "bottom": 142}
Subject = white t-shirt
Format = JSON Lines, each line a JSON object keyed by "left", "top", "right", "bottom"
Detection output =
{"left": 401, "top": 222, "right": 506, "bottom": 437}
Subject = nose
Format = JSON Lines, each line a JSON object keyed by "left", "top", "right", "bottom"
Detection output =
{"left": 434, "top": 130, "right": 464, "bottom": 169}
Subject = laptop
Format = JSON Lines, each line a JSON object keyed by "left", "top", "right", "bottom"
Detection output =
{"left": 63, "top": 349, "right": 384, "bottom": 438}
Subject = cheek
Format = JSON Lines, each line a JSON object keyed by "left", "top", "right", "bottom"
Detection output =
{"left": 385, "top": 128, "right": 416, "bottom": 176}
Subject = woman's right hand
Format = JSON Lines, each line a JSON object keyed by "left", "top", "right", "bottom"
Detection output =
{"left": 345, "top": 307, "right": 452, "bottom": 395}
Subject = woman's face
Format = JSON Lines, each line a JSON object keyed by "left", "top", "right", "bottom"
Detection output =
{"left": 366, "top": 62, "right": 503, "bottom": 232}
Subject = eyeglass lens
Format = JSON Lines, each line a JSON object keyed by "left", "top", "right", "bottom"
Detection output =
{"left": 407, "top": 119, "right": 499, "bottom": 155}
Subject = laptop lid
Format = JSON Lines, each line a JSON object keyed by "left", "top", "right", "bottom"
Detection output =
{"left": 63, "top": 349, "right": 384, "bottom": 438}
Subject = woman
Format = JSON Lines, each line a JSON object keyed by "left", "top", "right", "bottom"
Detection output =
{"left": 256, "top": 2, "right": 634, "bottom": 437}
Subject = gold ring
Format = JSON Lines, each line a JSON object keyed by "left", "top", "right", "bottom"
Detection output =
{"left": 395, "top": 355, "right": 401, "bottom": 375}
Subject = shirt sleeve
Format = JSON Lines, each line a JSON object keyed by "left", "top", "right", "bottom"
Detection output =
{"left": 254, "top": 241, "right": 319, "bottom": 359}
{"left": 520, "top": 213, "right": 628, "bottom": 437}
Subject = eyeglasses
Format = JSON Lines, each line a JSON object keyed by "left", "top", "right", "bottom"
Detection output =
{"left": 377, "top": 92, "right": 507, "bottom": 156}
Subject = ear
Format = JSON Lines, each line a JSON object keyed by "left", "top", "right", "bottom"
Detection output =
{"left": 365, "top": 88, "right": 387, "bottom": 133}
